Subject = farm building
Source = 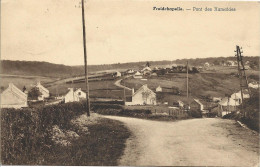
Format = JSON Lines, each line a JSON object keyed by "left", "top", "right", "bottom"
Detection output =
{"left": 134, "top": 71, "right": 142, "bottom": 79}
{"left": 226, "top": 61, "right": 237, "bottom": 66}
{"left": 64, "top": 88, "right": 86, "bottom": 103}
{"left": 127, "top": 69, "right": 135, "bottom": 74}
{"left": 218, "top": 97, "right": 238, "bottom": 117}
{"left": 204, "top": 62, "right": 210, "bottom": 67}
{"left": 249, "top": 82, "right": 259, "bottom": 89}
{"left": 0, "top": 83, "right": 28, "bottom": 109}
{"left": 231, "top": 90, "right": 250, "bottom": 104}
{"left": 35, "top": 82, "right": 50, "bottom": 100}
{"left": 142, "top": 66, "right": 152, "bottom": 75}
{"left": 114, "top": 71, "right": 121, "bottom": 77}
{"left": 125, "top": 84, "right": 156, "bottom": 105}
{"left": 156, "top": 86, "right": 162, "bottom": 92}
{"left": 190, "top": 99, "right": 204, "bottom": 111}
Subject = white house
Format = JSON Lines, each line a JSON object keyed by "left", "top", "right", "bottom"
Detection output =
{"left": 204, "top": 62, "right": 210, "bottom": 67}
{"left": 218, "top": 97, "right": 238, "bottom": 117}
{"left": 35, "top": 82, "right": 50, "bottom": 100}
{"left": 142, "top": 66, "right": 152, "bottom": 72}
{"left": 156, "top": 85, "right": 162, "bottom": 92}
{"left": 134, "top": 71, "right": 142, "bottom": 79}
{"left": 231, "top": 90, "right": 250, "bottom": 104}
{"left": 226, "top": 61, "right": 236, "bottom": 66}
{"left": 125, "top": 84, "right": 156, "bottom": 105}
{"left": 114, "top": 71, "right": 121, "bottom": 77}
{"left": 127, "top": 69, "right": 135, "bottom": 74}
{"left": 0, "top": 83, "right": 28, "bottom": 109}
{"left": 249, "top": 82, "right": 259, "bottom": 89}
{"left": 64, "top": 88, "right": 86, "bottom": 103}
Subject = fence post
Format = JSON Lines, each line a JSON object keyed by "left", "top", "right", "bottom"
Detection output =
{"left": 168, "top": 110, "right": 170, "bottom": 115}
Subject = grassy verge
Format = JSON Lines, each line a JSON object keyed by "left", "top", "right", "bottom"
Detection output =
{"left": 92, "top": 103, "right": 193, "bottom": 121}
{"left": 42, "top": 117, "right": 131, "bottom": 166}
{"left": 1, "top": 102, "right": 131, "bottom": 165}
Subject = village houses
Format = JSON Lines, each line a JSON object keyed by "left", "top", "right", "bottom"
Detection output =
{"left": 35, "top": 81, "right": 50, "bottom": 101}
{"left": 125, "top": 84, "right": 156, "bottom": 105}
{"left": 0, "top": 83, "right": 28, "bottom": 109}
{"left": 64, "top": 88, "right": 86, "bottom": 103}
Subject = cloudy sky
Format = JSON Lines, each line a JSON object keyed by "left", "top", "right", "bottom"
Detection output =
{"left": 1, "top": 0, "right": 260, "bottom": 65}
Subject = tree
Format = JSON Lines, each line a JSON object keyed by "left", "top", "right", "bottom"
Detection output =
{"left": 28, "top": 87, "right": 42, "bottom": 100}
{"left": 146, "top": 62, "right": 150, "bottom": 67}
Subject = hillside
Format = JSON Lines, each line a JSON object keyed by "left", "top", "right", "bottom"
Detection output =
{"left": 0, "top": 56, "right": 258, "bottom": 78}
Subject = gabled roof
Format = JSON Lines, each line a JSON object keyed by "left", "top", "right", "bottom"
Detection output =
{"left": 142, "top": 66, "right": 152, "bottom": 71}
{"left": 1, "top": 83, "right": 27, "bottom": 101}
{"left": 193, "top": 99, "right": 203, "bottom": 106}
{"left": 133, "top": 84, "right": 155, "bottom": 97}
{"left": 36, "top": 82, "right": 49, "bottom": 93}
{"left": 135, "top": 71, "right": 142, "bottom": 75}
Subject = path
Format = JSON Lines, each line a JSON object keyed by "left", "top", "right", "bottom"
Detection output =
{"left": 104, "top": 116, "right": 259, "bottom": 166}
{"left": 114, "top": 78, "right": 132, "bottom": 91}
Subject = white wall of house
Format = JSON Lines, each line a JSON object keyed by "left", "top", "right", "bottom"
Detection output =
{"left": 64, "top": 89, "right": 79, "bottom": 103}
{"left": 126, "top": 85, "right": 156, "bottom": 105}
{"left": 74, "top": 88, "right": 86, "bottom": 100}
{"left": 0, "top": 83, "right": 28, "bottom": 109}
{"left": 156, "top": 86, "right": 162, "bottom": 92}
{"left": 36, "top": 82, "right": 50, "bottom": 100}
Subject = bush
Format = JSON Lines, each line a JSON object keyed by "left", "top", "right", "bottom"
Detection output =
{"left": 188, "top": 110, "right": 202, "bottom": 118}
{"left": 1, "top": 101, "right": 88, "bottom": 165}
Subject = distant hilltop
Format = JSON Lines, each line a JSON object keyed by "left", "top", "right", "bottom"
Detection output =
{"left": 0, "top": 56, "right": 258, "bottom": 78}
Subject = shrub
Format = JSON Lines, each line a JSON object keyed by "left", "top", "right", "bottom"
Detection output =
{"left": 1, "top": 101, "right": 88, "bottom": 165}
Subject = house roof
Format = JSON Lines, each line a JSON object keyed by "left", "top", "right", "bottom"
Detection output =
{"left": 133, "top": 84, "right": 155, "bottom": 97}
{"left": 193, "top": 99, "right": 203, "bottom": 106}
{"left": 1, "top": 83, "right": 27, "bottom": 101}
{"left": 142, "top": 66, "right": 152, "bottom": 71}
{"left": 135, "top": 71, "right": 142, "bottom": 75}
{"left": 36, "top": 82, "right": 49, "bottom": 93}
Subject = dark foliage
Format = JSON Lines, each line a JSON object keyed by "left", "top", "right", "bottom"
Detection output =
{"left": 1, "top": 102, "right": 87, "bottom": 165}
{"left": 28, "top": 87, "right": 42, "bottom": 100}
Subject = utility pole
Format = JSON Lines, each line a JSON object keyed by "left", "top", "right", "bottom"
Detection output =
{"left": 235, "top": 45, "right": 250, "bottom": 118}
{"left": 186, "top": 61, "right": 190, "bottom": 110}
{"left": 81, "top": 0, "right": 90, "bottom": 116}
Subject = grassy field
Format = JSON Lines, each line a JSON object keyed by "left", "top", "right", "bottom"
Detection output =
{"left": 0, "top": 75, "right": 57, "bottom": 91}
{"left": 45, "top": 79, "right": 132, "bottom": 99}
{"left": 122, "top": 66, "right": 259, "bottom": 105}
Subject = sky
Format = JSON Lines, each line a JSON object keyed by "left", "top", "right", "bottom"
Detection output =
{"left": 1, "top": 0, "right": 260, "bottom": 65}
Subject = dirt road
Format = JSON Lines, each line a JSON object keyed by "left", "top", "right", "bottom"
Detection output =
{"left": 104, "top": 116, "right": 259, "bottom": 166}
{"left": 114, "top": 78, "right": 132, "bottom": 91}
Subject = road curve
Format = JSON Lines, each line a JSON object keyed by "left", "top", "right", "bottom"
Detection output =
{"left": 104, "top": 116, "right": 259, "bottom": 166}
{"left": 114, "top": 79, "right": 132, "bottom": 90}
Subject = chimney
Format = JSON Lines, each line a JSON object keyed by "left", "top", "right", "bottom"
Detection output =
{"left": 132, "top": 88, "right": 134, "bottom": 95}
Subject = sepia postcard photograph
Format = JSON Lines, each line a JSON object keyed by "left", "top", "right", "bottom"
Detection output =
{"left": 0, "top": 0, "right": 260, "bottom": 166}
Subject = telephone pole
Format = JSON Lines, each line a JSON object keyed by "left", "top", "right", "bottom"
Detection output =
{"left": 81, "top": 0, "right": 90, "bottom": 116}
{"left": 186, "top": 61, "right": 190, "bottom": 110}
{"left": 235, "top": 45, "right": 250, "bottom": 117}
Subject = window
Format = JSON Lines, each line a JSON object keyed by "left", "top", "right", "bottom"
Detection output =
{"left": 78, "top": 92, "right": 81, "bottom": 96}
